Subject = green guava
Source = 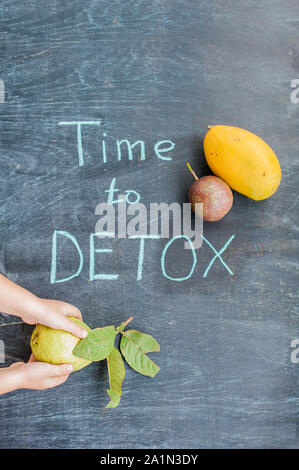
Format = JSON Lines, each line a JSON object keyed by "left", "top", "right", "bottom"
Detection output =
{"left": 30, "top": 316, "right": 92, "bottom": 371}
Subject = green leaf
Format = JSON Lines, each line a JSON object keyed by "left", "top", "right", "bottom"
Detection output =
{"left": 120, "top": 330, "right": 160, "bottom": 378}
{"left": 73, "top": 326, "right": 116, "bottom": 361}
{"left": 106, "top": 390, "right": 121, "bottom": 409}
{"left": 106, "top": 347, "right": 126, "bottom": 409}
{"left": 116, "top": 321, "right": 125, "bottom": 332}
{"left": 123, "top": 330, "right": 160, "bottom": 353}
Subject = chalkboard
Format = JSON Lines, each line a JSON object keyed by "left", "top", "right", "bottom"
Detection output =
{"left": 0, "top": 0, "right": 298, "bottom": 449}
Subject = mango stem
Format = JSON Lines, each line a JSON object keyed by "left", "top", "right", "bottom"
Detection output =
{"left": 186, "top": 162, "right": 198, "bottom": 180}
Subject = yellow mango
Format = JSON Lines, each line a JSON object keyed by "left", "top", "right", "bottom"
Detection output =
{"left": 204, "top": 125, "right": 281, "bottom": 200}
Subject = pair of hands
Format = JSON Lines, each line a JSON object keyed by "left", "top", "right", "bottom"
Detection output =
{"left": 8, "top": 298, "right": 88, "bottom": 391}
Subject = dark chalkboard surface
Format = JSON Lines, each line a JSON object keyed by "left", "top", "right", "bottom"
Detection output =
{"left": 0, "top": 0, "right": 298, "bottom": 449}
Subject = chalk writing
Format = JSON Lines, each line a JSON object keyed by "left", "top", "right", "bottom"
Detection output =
{"left": 58, "top": 121, "right": 101, "bottom": 167}
{"left": 125, "top": 190, "right": 141, "bottom": 205}
{"left": 117, "top": 139, "right": 145, "bottom": 161}
{"left": 89, "top": 233, "right": 119, "bottom": 281}
{"left": 201, "top": 234, "right": 235, "bottom": 278}
{"left": 51, "top": 123, "right": 235, "bottom": 284}
{"left": 58, "top": 121, "right": 176, "bottom": 167}
{"left": 154, "top": 140, "right": 176, "bottom": 161}
{"left": 105, "top": 177, "right": 123, "bottom": 205}
{"left": 51, "top": 230, "right": 83, "bottom": 284}
{"left": 129, "top": 235, "right": 161, "bottom": 281}
{"left": 161, "top": 235, "right": 197, "bottom": 281}
{"left": 104, "top": 178, "right": 141, "bottom": 205}
{"left": 50, "top": 231, "right": 234, "bottom": 283}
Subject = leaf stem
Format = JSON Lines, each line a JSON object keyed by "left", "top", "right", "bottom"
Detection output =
{"left": 116, "top": 316, "right": 133, "bottom": 334}
{"left": 0, "top": 321, "right": 23, "bottom": 328}
{"left": 123, "top": 316, "right": 133, "bottom": 328}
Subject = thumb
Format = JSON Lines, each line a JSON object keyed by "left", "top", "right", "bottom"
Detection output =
{"left": 49, "top": 364, "right": 74, "bottom": 377}
{"left": 54, "top": 314, "right": 88, "bottom": 339}
{"left": 9, "top": 362, "right": 25, "bottom": 369}
{"left": 60, "top": 302, "right": 82, "bottom": 320}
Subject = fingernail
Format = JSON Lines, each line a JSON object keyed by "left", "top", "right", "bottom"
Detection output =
{"left": 81, "top": 329, "right": 88, "bottom": 338}
{"left": 67, "top": 365, "right": 73, "bottom": 372}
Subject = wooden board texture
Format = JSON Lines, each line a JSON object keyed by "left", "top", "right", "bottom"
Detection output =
{"left": 0, "top": 0, "right": 298, "bottom": 449}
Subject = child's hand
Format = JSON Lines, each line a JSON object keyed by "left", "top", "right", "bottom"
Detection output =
{"left": 21, "top": 298, "right": 88, "bottom": 339}
{"left": 0, "top": 275, "right": 88, "bottom": 339}
{"left": 9, "top": 356, "right": 73, "bottom": 390}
